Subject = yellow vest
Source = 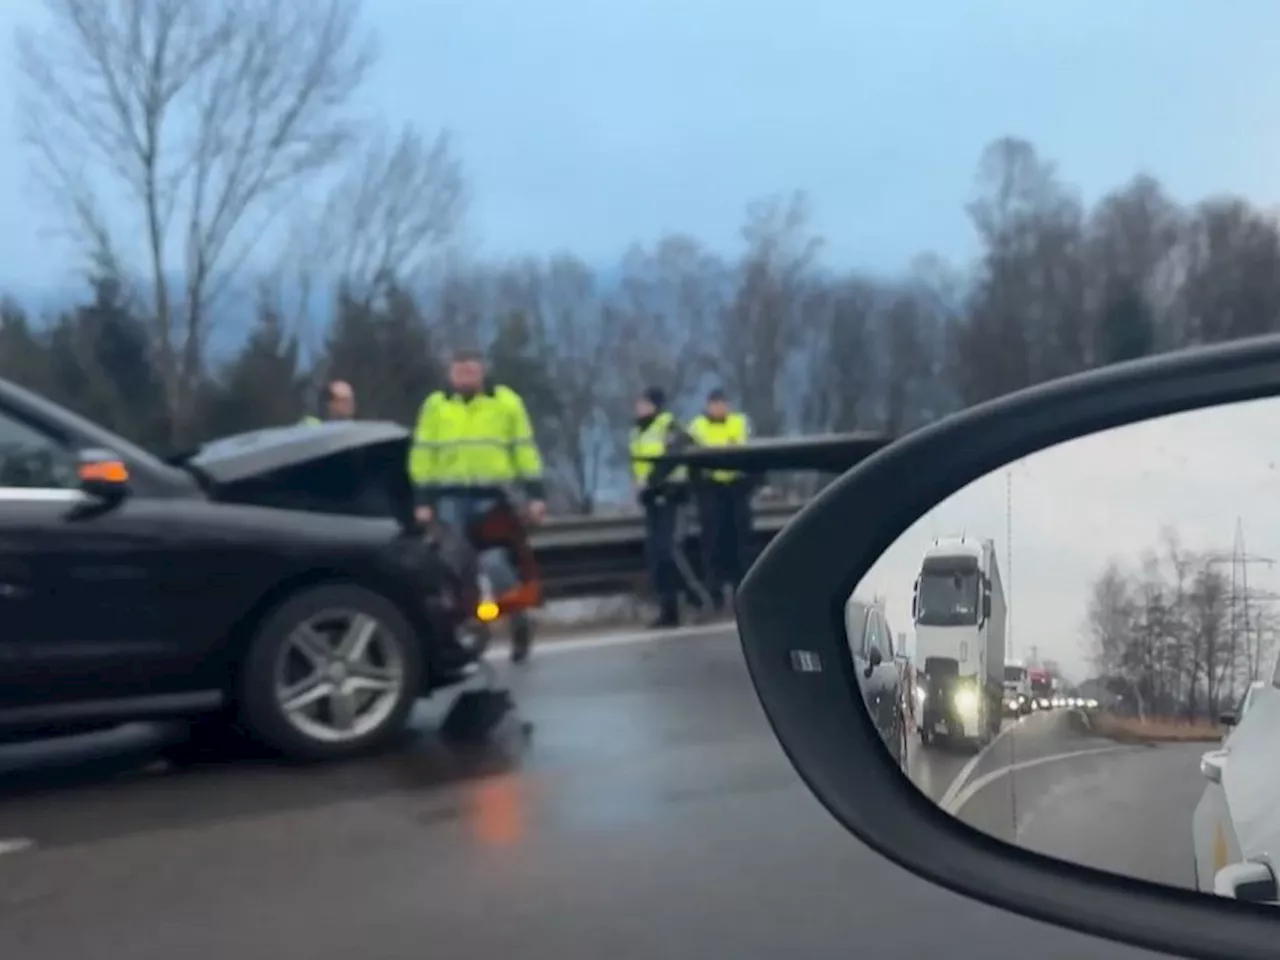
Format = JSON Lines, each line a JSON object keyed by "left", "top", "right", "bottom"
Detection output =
{"left": 688, "top": 412, "right": 749, "bottom": 483}
{"left": 407, "top": 385, "right": 543, "bottom": 488}
{"left": 630, "top": 411, "right": 686, "bottom": 484}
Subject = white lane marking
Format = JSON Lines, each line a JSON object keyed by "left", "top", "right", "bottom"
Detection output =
{"left": 0, "top": 838, "right": 35, "bottom": 856}
{"left": 942, "top": 745, "right": 1131, "bottom": 816}
{"left": 937, "top": 715, "right": 1030, "bottom": 811}
{"left": 484, "top": 621, "right": 730, "bottom": 661}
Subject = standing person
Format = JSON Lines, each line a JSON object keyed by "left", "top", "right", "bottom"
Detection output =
{"left": 631, "top": 387, "right": 708, "bottom": 629}
{"left": 688, "top": 388, "right": 753, "bottom": 614}
{"left": 407, "top": 349, "right": 547, "bottom": 663}
{"left": 300, "top": 380, "right": 356, "bottom": 424}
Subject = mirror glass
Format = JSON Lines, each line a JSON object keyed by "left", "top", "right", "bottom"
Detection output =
{"left": 845, "top": 395, "right": 1280, "bottom": 905}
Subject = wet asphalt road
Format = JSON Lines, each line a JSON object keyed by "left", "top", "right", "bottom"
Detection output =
{"left": 948, "top": 710, "right": 1208, "bottom": 892}
{"left": 0, "top": 627, "right": 1177, "bottom": 959}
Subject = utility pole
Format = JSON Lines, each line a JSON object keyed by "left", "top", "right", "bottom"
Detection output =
{"left": 1205, "top": 518, "right": 1277, "bottom": 703}
{"left": 1006, "top": 469, "right": 1013, "bottom": 662}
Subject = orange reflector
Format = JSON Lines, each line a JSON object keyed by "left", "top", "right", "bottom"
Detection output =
{"left": 476, "top": 600, "right": 501, "bottom": 623}
{"left": 78, "top": 460, "right": 129, "bottom": 484}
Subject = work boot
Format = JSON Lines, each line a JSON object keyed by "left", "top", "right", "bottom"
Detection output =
{"left": 509, "top": 612, "right": 533, "bottom": 664}
{"left": 648, "top": 600, "right": 680, "bottom": 629}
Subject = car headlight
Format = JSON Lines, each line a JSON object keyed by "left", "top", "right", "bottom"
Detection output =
{"left": 953, "top": 688, "right": 978, "bottom": 716}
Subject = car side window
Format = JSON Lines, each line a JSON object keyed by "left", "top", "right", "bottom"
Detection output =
{"left": 0, "top": 409, "right": 77, "bottom": 489}
{"left": 879, "top": 614, "right": 895, "bottom": 658}
{"left": 864, "top": 611, "right": 883, "bottom": 657}
{"left": 846, "top": 601, "right": 869, "bottom": 656}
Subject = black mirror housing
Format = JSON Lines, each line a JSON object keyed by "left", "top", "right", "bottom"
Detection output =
{"left": 1220, "top": 711, "right": 1238, "bottom": 728}
{"left": 733, "top": 334, "right": 1280, "bottom": 960}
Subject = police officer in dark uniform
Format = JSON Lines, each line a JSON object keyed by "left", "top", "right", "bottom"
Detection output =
{"left": 631, "top": 387, "right": 708, "bottom": 628}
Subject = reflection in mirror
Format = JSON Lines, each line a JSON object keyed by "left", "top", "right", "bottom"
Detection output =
{"left": 843, "top": 396, "right": 1280, "bottom": 906}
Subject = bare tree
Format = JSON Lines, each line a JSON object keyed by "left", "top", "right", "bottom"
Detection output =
{"left": 614, "top": 235, "right": 726, "bottom": 410}
{"left": 797, "top": 276, "right": 880, "bottom": 434}
{"left": 289, "top": 124, "right": 467, "bottom": 306}
{"left": 719, "top": 191, "right": 822, "bottom": 437}
{"left": 16, "top": 0, "right": 377, "bottom": 444}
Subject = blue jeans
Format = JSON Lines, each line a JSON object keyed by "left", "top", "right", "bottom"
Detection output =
{"left": 434, "top": 495, "right": 520, "bottom": 595}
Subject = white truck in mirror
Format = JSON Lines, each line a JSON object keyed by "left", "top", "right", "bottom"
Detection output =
{"left": 912, "top": 536, "right": 1006, "bottom": 749}
{"left": 1003, "top": 660, "right": 1032, "bottom": 716}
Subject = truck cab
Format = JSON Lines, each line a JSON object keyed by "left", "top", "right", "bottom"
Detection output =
{"left": 1004, "top": 662, "right": 1032, "bottom": 716}
{"left": 912, "top": 536, "right": 1006, "bottom": 750}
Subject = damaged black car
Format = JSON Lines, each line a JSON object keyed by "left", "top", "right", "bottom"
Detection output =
{"left": 0, "top": 377, "right": 495, "bottom": 761}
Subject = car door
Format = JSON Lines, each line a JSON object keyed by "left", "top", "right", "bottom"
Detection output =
{"left": 858, "top": 609, "right": 899, "bottom": 749}
{"left": 0, "top": 408, "right": 165, "bottom": 705}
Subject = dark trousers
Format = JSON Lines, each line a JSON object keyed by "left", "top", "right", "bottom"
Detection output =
{"left": 696, "top": 483, "right": 752, "bottom": 604}
{"left": 644, "top": 497, "right": 704, "bottom": 621}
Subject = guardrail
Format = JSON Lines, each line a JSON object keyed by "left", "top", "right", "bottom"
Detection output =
{"left": 530, "top": 501, "right": 804, "bottom": 600}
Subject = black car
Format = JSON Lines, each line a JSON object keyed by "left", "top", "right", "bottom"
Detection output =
{"left": 0, "top": 377, "right": 490, "bottom": 761}
{"left": 845, "top": 596, "right": 909, "bottom": 768}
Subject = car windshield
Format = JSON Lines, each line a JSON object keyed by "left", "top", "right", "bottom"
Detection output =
{"left": 916, "top": 558, "right": 980, "bottom": 626}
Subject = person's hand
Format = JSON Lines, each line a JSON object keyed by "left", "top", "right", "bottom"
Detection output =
{"left": 525, "top": 499, "right": 547, "bottom": 525}
{"left": 414, "top": 505, "right": 434, "bottom": 526}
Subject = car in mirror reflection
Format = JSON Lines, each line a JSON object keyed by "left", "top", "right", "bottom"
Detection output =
{"left": 844, "top": 595, "right": 910, "bottom": 769}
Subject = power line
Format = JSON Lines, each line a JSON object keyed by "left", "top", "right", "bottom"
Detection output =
{"left": 1204, "top": 518, "right": 1278, "bottom": 701}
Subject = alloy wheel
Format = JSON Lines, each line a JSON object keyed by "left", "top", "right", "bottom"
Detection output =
{"left": 273, "top": 609, "right": 407, "bottom": 744}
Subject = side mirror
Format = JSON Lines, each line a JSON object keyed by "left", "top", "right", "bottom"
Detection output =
{"left": 733, "top": 334, "right": 1280, "bottom": 959}
{"left": 1219, "top": 711, "right": 1238, "bottom": 728}
{"left": 982, "top": 592, "right": 991, "bottom": 620}
{"left": 77, "top": 449, "right": 131, "bottom": 501}
{"left": 864, "top": 645, "right": 883, "bottom": 678}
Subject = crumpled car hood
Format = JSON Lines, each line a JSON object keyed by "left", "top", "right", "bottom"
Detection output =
{"left": 185, "top": 421, "right": 415, "bottom": 527}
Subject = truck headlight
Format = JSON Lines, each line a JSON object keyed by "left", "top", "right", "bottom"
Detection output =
{"left": 953, "top": 688, "right": 978, "bottom": 717}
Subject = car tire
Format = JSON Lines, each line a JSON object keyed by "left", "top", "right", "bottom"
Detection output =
{"left": 238, "top": 583, "right": 424, "bottom": 762}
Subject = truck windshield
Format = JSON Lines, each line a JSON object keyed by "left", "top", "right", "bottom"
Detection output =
{"left": 916, "top": 556, "right": 980, "bottom": 626}
{"left": 1004, "top": 667, "right": 1026, "bottom": 683}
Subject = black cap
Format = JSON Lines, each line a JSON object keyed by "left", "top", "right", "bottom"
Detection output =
{"left": 707, "top": 387, "right": 727, "bottom": 402}
{"left": 643, "top": 386, "right": 666, "bottom": 408}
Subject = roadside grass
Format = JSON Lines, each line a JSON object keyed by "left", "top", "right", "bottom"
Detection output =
{"left": 1081, "top": 710, "right": 1223, "bottom": 744}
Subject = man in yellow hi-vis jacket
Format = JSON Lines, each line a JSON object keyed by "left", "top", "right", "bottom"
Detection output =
{"left": 688, "top": 388, "right": 753, "bottom": 613}
{"left": 408, "top": 350, "right": 546, "bottom": 661}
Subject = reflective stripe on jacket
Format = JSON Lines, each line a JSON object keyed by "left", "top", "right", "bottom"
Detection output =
{"left": 299, "top": 415, "right": 323, "bottom": 426}
{"left": 688, "top": 412, "right": 749, "bottom": 482}
{"left": 407, "top": 385, "right": 544, "bottom": 498}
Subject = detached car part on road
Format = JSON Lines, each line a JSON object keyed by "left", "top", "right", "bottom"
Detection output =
{"left": 0, "top": 377, "right": 496, "bottom": 761}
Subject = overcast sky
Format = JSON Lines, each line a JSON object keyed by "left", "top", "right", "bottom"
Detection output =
{"left": 856, "top": 397, "right": 1280, "bottom": 683}
{"left": 5, "top": 0, "right": 1280, "bottom": 292}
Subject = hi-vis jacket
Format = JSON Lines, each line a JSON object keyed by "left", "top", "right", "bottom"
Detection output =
{"left": 407, "top": 385, "right": 545, "bottom": 505}
{"left": 687, "top": 412, "right": 750, "bottom": 483}
{"left": 299, "top": 415, "right": 323, "bottom": 426}
{"left": 630, "top": 411, "right": 700, "bottom": 501}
